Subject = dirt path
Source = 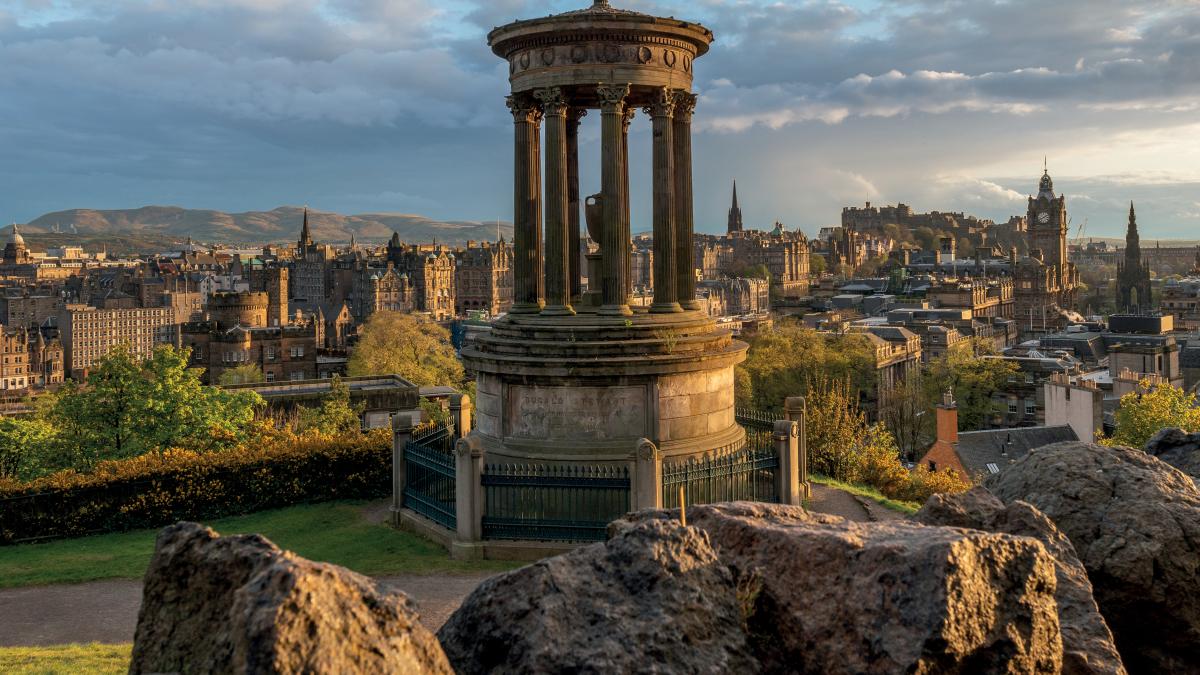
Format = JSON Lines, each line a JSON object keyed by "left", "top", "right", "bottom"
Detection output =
{"left": 806, "top": 483, "right": 906, "bottom": 522}
{"left": 0, "top": 572, "right": 495, "bottom": 648}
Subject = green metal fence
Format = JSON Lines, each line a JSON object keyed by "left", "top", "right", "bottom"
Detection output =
{"left": 401, "top": 421, "right": 457, "bottom": 530}
{"left": 660, "top": 409, "right": 782, "bottom": 509}
{"left": 481, "top": 463, "right": 630, "bottom": 542}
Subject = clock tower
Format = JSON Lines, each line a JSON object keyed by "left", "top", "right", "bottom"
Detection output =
{"left": 1013, "top": 167, "right": 1080, "bottom": 337}
{"left": 1027, "top": 169, "right": 1068, "bottom": 278}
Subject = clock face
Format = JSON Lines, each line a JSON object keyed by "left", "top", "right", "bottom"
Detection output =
{"left": 1037, "top": 211, "right": 1051, "bottom": 224}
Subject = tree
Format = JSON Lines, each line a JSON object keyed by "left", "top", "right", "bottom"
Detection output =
{"left": 736, "top": 322, "right": 875, "bottom": 411}
{"left": 882, "top": 375, "right": 930, "bottom": 462}
{"left": 347, "top": 311, "right": 465, "bottom": 387}
{"left": 298, "top": 375, "right": 363, "bottom": 437}
{"left": 0, "top": 417, "right": 56, "bottom": 481}
{"left": 809, "top": 254, "right": 827, "bottom": 276}
{"left": 805, "top": 374, "right": 867, "bottom": 481}
{"left": 923, "top": 338, "right": 1017, "bottom": 431}
{"left": 1104, "top": 379, "right": 1200, "bottom": 448}
{"left": 218, "top": 364, "right": 265, "bottom": 385}
{"left": 42, "top": 345, "right": 264, "bottom": 471}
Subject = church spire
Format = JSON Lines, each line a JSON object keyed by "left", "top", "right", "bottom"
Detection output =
{"left": 727, "top": 180, "right": 743, "bottom": 234}
{"left": 299, "top": 206, "right": 312, "bottom": 249}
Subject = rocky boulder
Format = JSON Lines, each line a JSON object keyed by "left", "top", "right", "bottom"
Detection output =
{"left": 916, "top": 487, "right": 1125, "bottom": 674}
{"left": 613, "top": 502, "right": 1063, "bottom": 674}
{"left": 437, "top": 519, "right": 760, "bottom": 674}
{"left": 1143, "top": 427, "right": 1200, "bottom": 482}
{"left": 130, "top": 522, "right": 452, "bottom": 675}
{"left": 986, "top": 441, "right": 1200, "bottom": 673}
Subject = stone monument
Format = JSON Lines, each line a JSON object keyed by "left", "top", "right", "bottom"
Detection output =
{"left": 462, "top": 0, "right": 748, "bottom": 463}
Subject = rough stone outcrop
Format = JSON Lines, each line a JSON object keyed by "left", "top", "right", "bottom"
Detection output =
{"left": 916, "top": 487, "right": 1125, "bottom": 674}
{"left": 130, "top": 522, "right": 452, "bottom": 675}
{"left": 437, "top": 519, "right": 760, "bottom": 674}
{"left": 986, "top": 441, "right": 1200, "bottom": 674}
{"left": 613, "top": 502, "right": 1063, "bottom": 674}
{"left": 1143, "top": 427, "right": 1200, "bottom": 482}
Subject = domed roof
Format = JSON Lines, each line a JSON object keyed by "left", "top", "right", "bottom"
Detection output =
{"left": 557, "top": 0, "right": 650, "bottom": 18}
{"left": 9, "top": 223, "right": 25, "bottom": 247}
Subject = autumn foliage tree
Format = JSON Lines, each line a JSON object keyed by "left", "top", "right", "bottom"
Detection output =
{"left": 1104, "top": 379, "right": 1200, "bottom": 448}
{"left": 347, "top": 311, "right": 465, "bottom": 387}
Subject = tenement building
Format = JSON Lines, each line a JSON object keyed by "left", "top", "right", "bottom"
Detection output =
{"left": 386, "top": 236, "right": 458, "bottom": 320}
{"left": 455, "top": 240, "right": 513, "bottom": 315}
{"left": 0, "top": 327, "right": 63, "bottom": 392}
{"left": 290, "top": 209, "right": 333, "bottom": 312}
{"left": 58, "top": 304, "right": 177, "bottom": 379}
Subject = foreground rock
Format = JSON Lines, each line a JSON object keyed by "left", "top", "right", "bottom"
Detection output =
{"left": 916, "top": 487, "right": 1125, "bottom": 674}
{"left": 130, "top": 522, "right": 452, "bottom": 675}
{"left": 986, "top": 441, "right": 1200, "bottom": 673}
{"left": 612, "top": 503, "right": 1063, "bottom": 673}
{"left": 1143, "top": 427, "right": 1200, "bottom": 482}
{"left": 438, "top": 519, "right": 760, "bottom": 674}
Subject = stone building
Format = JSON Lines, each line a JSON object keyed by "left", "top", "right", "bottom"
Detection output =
{"left": 334, "top": 261, "right": 414, "bottom": 324}
{"left": 697, "top": 277, "right": 769, "bottom": 317}
{"left": 693, "top": 223, "right": 810, "bottom": 298}
{"left": 386, "top": 236, "right": 457, "bottom": 320}
{"left": 1116, "top": 202, "right": 1152, "bottom": 313}
{"left": 290, "top": 209, "right": 333, "bottom": 312}
{"left": 57, "top": 304, "right": 177, "bottom": 379}
{"left": 927, "top": 278, "right": 1014, "bottom": 319}
{"left": 181, "top": 290, "right": 318, "bottom": 384}
{"left": 244, "top": 265, "right": 290, "bottom": 327}
{"left": 1013, "top": 169, "right": 1080, "bottom": 336}
{"left": 454, "top": 240, "right": 513, "bottom": 315}
{"left": 0, "top": 284, "right": 65, "bottom": 328}
{"left": 0, "top": 327, "right": 66, "bottom": 391}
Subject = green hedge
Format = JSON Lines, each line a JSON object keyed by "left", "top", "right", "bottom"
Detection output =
{"left": 0, "top": 430, "right": 392, "bottom": 545}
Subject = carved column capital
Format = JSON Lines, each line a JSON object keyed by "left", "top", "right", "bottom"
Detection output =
{"left": 596, "top": 83, "right": 630, "bottom": 111}
{"left": 567, "top": 106, "right": 588, "bottom": 126}
{"left": 506, "top": 95, "right": 543, "bottom": 125}
{"left": 672, "top": 91, "right": 697, "bottom": 122}
{"left": 643, "top": 86, "right": 676, "bottom": 118}
{"left": 533, "top": 87, "right": 568, "bottom": 117}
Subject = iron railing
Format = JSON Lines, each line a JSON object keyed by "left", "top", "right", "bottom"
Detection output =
{"left": 401, "top": 422, "right": 457, "bottom": 530}
{"left": 481, "top": 463, "right": 630, "bottom": 542}
{"left": 662, "top": 430, "right": 779, "bottom": 508}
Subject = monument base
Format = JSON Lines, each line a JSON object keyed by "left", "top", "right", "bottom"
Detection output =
{"left": 461, "top": 309, "right": 748, "bottom": 463}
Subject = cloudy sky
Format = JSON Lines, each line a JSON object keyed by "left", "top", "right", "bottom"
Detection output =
{"left": 2, "top": 0, "right": 1199, "bottom": 238}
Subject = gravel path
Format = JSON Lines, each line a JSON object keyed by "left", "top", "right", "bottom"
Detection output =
{"left": 806, "top": 483, "right": 907, "bottom": 522}
{"left": 0, "top": 572, "right": 495, "bottom": 648}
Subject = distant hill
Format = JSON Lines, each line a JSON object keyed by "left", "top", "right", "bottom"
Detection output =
{"left": 21, "top": 206, "right": 512, "bottom": 249}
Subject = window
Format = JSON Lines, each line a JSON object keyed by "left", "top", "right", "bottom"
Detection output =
{"left": 985, "top": 463, "right": 1000, "bottom": 475}
{"left": 266, "top": 346, "right": 275, "bottom": 360}
{"left": 928, "top": 460, "right": 937, "bottom": 472}
{"left": 1025, "top": 372, "right": 1035, "bottom": 384}
{"left": 265, "top": 371, "right": 274, "bottom": 382}
{"left": 1008, "top": 400, "right": 1018, "bottom": 414}
{"left": 1025, "top": 400, "right": 1037, "bottom": 416}
{"left": 289, "top": 371, "right": 305, "bottom": 381}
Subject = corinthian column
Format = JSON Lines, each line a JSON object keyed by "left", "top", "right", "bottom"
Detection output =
{"left": 645, "top": 88, "right": 680, "bottom": 313}
{"left": 597, "top": 83, "right": 632, "bottom": 316}
{"left": 621, "top": 105, "right": 635, "bottom": 306}
{"left": 506, "top": 95, "right": 544, "bottom": 314}
{"left": 673, "top": 91, "right": 700, "bottom": 310}
{"left": 567, "top": 107, "right": 586, "bottom": 304}
{"left": 535, "top": 87, "right": 574, "bottom": 315}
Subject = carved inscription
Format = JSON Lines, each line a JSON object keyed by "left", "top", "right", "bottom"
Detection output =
{"left": 508, "top": 385, "right": 647, "bottom": 440}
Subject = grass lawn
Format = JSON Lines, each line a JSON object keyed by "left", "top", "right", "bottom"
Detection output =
{"left": 0, "top": 642, "right": 130, "bottom": 675}
{"left": 810, "top": 475, "right": 920, "bottom": 515}
{"left": 0, "top": 500, "right": 516, "bottom": 589}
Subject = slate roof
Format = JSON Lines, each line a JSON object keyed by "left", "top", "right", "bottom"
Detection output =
{"left": 955, "top": 425, "right": 1078, "bottom": 478}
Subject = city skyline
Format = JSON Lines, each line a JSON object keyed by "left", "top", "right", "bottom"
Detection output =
{"left": 3, "top": 0, "right": 1199, "bottom": 237}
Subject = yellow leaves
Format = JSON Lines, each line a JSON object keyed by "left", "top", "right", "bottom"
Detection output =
{"left": 1107, "top": 379, "right": 1200, "bottom": 448}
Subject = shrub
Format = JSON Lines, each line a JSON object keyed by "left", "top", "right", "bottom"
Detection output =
{"left": 890, "top": 464, "right": 972, "bottom": 504}
{"left": 0, "top": 430, "right": 391, "bottom": 544}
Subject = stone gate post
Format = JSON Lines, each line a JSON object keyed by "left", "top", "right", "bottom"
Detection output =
{"left": 631, "top": 438, "right": 663, "bottom": 511}
{"left": 390, "top": 412, "right": 418, "bottom": 526}
{"left": 774, "top": 420, "right": 802, "bottom": 506}
{"left": 454, "top": 436, "right": 485, "bottom": 546}
{"left": 785, "top": 396, "right": 810, "bottom": 500}
{"left": 449, "top": 393, "right": 472, "bottom": 438}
